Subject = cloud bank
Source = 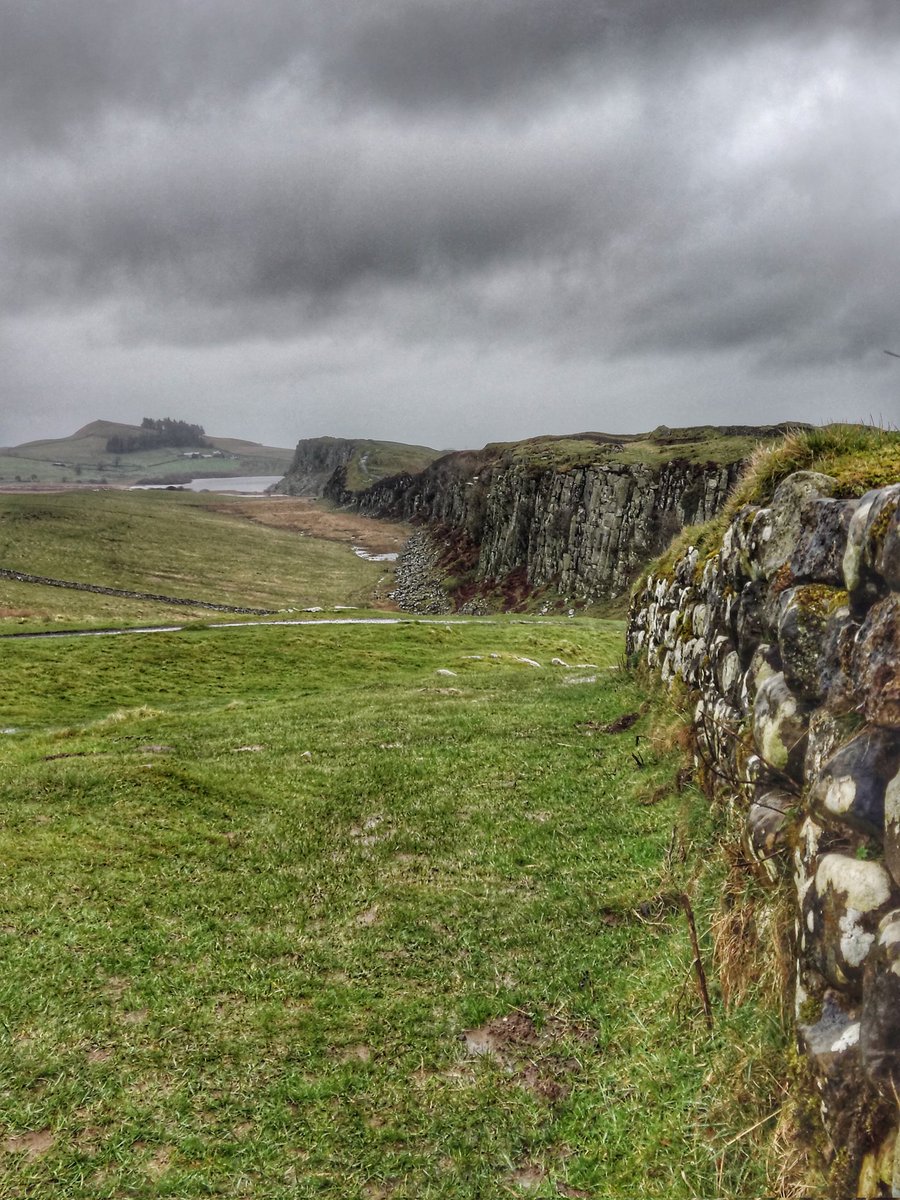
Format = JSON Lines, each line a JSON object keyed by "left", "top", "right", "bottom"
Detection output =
{"left": 2, "top": 1, "right": 898, "bottom": 448}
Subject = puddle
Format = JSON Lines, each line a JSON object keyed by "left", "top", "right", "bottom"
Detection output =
{"left": 352, "top": 546, "right": 399, "bottom": 562}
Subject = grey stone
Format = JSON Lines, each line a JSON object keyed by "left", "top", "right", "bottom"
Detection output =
{"left": 746, "top": 786, "right": 798, "bottom": 879}
{"left": 878, "top": 503, "right": 900, "bottom": 591}
{"left": 804, "top": 853, "right": 894, "bottom": 987}
{"left": 804, "top": 709, "right": 862, "bottom": 782}
{"left": 753, "top": 672, "right": 812, "bottom": 782}
{"left": 799, "top": 987, "right": 860, "bottom": 1062}
{"left": 758, "top": 471, "right": 838, "bottom": 579}
{"left": 844, "top": 485, "right": 900, "bottom": 601}
{"left": 790, "top": 497, "right": 857, "bottom": 586}
{"left": 860, "top": 909, "right": 900, "bottom": 1093}
{"left": 885, "top": 764, "right": 900, "bottom": 886}
{"left": 818, "top": 604, "right": 863, "bottom": 716}
{"left": 854, "top": 593, "right": 900, "bottom": 727}
{"left": 778, "top": 585, "right": 849, "bottom": 701}
{"left": 809, "top": 727, "right": 900, "bottom": 839}
{"left": 734, "top": 578, "right": 767, "bottom": 665}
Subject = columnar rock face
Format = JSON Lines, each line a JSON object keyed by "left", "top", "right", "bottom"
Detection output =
{"left": 328, "top": 453, "right": 740, "bottom": 604}
{"left": 628, "top": 473, "right": 900, "bottom": 1195}
{"left": 275, "top": 438, "right": 360, "bottom": 496}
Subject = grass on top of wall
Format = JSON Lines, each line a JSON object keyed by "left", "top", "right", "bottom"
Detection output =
{"left": 636, "top": 423, "right": 900, "bottom": 587}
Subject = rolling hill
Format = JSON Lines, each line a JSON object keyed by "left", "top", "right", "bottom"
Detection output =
{"left": 0, "top": 420, "right": 295, "bottom": 485}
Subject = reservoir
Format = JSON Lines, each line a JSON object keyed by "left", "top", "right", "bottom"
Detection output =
{"left": 132, "top": 475, "right": 283, "bottom": 494}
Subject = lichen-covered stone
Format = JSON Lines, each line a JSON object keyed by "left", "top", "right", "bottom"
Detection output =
{"left": 739, "top": 643, "right": 781, "bottom": 711}
{"left": 860, "top": 909, "right": 900, "bottom": 1094}
{"left": 878, "top": 502, "right": 900, "bottom": 592}
{"left": 798, "top": 986, "right": 860, "bottom": 1064}
{"left": 885, "top": 766, "right": 900, "bottom": 887}
{"left": 791, "top": 497, "right": 857, "bottom": 586}
{"left": 818, "top": 604, "right": 863, "bottom": 716}
{"left": 778, "top": 584, "right": 848, "bottom": 701}
{"left": 804, "top": 854, "right": 894, "bottom": 987}
{"left": 753, "top": 672, "right": 811, "bottom": 781}
{"left": 734, "top": 578, "right": 767, "bottom": 665}
{"left": 843, "top": 484, "right": 900, "bottom": 602}
{"left": 854, "top": 593, "right": 900, "bottom": 727}
{"left": 757, "top": 471, "right": 838, "bottom": 579}
{"left": 804, "top": 709, "right": 863, "bottom": 782}
{"left": 747, "top": 786, "right": 797, "bottom": 879}
{"left": 809, "top": 727, "right": 900, "bottom": 839}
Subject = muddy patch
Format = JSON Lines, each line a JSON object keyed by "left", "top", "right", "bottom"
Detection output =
{"left": 463, "top": 1011, "right": 537, "bottom": 1056}
{"left": 1, "top": 1129, "right": 54, "bottom": 1157}
{"left": 505, "top": 1163, "right": 547, "bottom": 1191}
{"left": 461, "top": 1009, "right": 591, "bottom": 1109}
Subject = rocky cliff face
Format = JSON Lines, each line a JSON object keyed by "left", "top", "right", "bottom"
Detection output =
{"left": 629, "top": 473, "right": 900, "bottom": 1195}
{"left": 274, "top": 438, "right": 360, "bottom": 496}
{"left": 327, "top": 451, "right": 741, "bottom": 605}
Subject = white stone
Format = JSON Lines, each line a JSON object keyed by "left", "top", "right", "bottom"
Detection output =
{"left": 839, "top": 910, "right": 876, "bottom": 968}
{"left": 831, "top": 1022, "right": 860, "bottom": 1054}
{"left": 825, "top": 776, "right": 858, "bottom": 816}
{"left": 816, "top": 853, "right": 893, "bottom": 911}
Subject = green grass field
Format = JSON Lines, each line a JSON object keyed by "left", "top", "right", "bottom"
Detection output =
{"left": 0, "top": 491, "right": 391, "bottom": 632}
{"left": 0, "top": 617, "right": 787, "bottom": 1198}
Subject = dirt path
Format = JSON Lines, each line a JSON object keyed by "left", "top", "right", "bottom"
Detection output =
{"left": 0, "top": 615, "right": 498, "bottom": 641}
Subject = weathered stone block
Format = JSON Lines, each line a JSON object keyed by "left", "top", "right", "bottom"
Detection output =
{"left": 804, "top": 853, "right": 895, "bottom": 987}
{"left": 804, "top": 709, "right": 863, "bottom": 782}
{"left": 753, "top": 672, "right": 811, "bottom": 781}
{"left": 739, "top": 643, "right": 781, "bottom": 712}
{"left": 844, "top": 484, "right": 900, "bottom": 601}
{"left": 885, "top": 766, "right": 900, "bottom": 886}
{"left": 818, "top": 604, "right": 863, "bottom": 716}
{"left": 791, "top": 497, "right": 857, "bottom": 586}
{"left": 778, "top": 584, "right": 849, "bottom": 701}
{"left": 860, "top": 909, "right": 900, "bottom": 1093}
{"left": 757, "top": 471, "right": 838, "bottom": 579}
{"left": 809, "top": 727, "right": 900, "bottom": 839}
{"left": 734, "top": 578, "right": 767, "bottom": 665}
{"left": 746, "top": 786, "right": 798, "bottom": 879}
{"left": 854, "top": 593, "right": 900, "bottom": 727}
{"left": 878, "top": 503, "right": 900, "bottom": 591}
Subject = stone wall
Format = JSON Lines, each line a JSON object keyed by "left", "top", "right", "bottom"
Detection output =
{"left": 627, "top": 472, "right": 900, "bottom": 1196}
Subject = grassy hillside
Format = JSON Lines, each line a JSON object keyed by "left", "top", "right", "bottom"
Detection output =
{"left": 0, "top": 420, "right": 294, "bottom": 485}
{"left": 0, "top": 617, "right": 786, "bottom": 1197}
{"left": 483, "top": 423, "right": 806, "bottom": 474}
{"left": 341, "top": 439, "right": 440, "bottom": 491}
{"left": 0, "top": 491, "right": 398, "bottom": 631}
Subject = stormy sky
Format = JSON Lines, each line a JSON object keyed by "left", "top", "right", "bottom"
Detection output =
{"left": 2, "top": 1, "right": 899, "bottom": 451}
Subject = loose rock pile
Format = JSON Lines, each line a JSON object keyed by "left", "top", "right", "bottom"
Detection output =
{"left": 391, "top": 532, "right": 451, "bottom": 614}
{"left": 628, "top": 472, "right": 900, "bottom": 1194}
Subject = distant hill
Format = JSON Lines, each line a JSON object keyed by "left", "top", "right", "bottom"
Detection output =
{"left": 0, "top": 420, "right": 295, "bottom": 485}
{"left": 275, "top": 436, "right": 440, "bottom": 496}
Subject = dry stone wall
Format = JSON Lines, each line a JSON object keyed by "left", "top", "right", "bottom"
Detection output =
{"left": 628, "top": 472, "right": 900, "bottom": 1196}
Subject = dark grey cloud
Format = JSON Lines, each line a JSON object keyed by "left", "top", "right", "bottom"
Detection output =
{"left": 1, "top": 0, "right": 899, "bottom": 450}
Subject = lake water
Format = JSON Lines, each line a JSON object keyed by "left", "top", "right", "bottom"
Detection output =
{"left": 132, "top": 475, "right": 283, "bottom": 494}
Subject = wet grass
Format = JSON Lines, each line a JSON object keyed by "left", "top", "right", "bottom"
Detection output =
{"left": 0, "top": 618, "right": 787, "bottom": 1197}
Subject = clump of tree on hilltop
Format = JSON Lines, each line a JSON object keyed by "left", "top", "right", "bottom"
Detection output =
{"left": 105, "top": 418, "right": 210, "bottom": 456}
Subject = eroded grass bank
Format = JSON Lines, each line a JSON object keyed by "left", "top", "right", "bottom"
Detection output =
{"left": 0, "top": 619, "right": 786, "bottom": 1197}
